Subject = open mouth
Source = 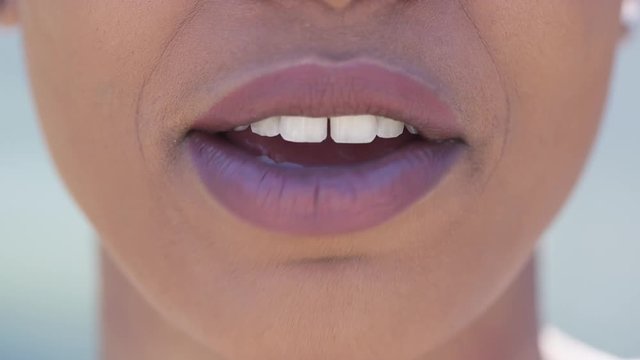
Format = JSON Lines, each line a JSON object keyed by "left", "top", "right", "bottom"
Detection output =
{"left": 186, "top": 60, "right": 466, "bottom": 235}
{"left": 217, "top": 114, "right": 455, "bottom": 166}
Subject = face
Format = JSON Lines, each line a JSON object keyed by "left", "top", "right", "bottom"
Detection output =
{"left": 12, "top": 1, "right": 621, "bottom": 359}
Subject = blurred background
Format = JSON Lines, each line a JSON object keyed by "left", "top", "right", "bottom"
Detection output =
{"left": 1, "top": 26, "right": 639, "bottom": 359}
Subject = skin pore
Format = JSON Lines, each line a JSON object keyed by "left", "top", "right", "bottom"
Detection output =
{"left": 2, "top": 0, "right": 624, "bottom": 359}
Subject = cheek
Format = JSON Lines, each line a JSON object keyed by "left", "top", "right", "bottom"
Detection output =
{"left": 18, "top": 0, "right": 213, "bottom": 296}
{"left": 455, "top": 0, "right": 620, "bottom": 260}
{"left": 19, "top": 0, "right": 197, "bottom": 228}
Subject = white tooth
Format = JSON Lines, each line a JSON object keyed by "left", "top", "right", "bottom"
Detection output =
{"left": 234, "top": 125, "right": 249, "bottom": 131}
{"left": 330, "top": 115, "right": 377, "bottom": 144}
{"left": 279, "top": 116, "right": 328, "bottom": 143}
{"left": 376, "top": 116, "right": 405, "bottom": 139}
{"left": 251, "top": 116, "right": 280, "bottom": 137}
{"left": 406, "top": 125, "right": 418, "bottom": 135}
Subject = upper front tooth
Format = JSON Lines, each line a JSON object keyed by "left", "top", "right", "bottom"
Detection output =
{"left": 330, "top": 115, "right": 378, "bottom": 144}
{"left": 376, "top": 116, "right": 405, "bottom": 138}
{"left": 251, "top": 116, "right": 280, "bottom": 137}
{"left": 279, "top": 116, "right": 328, "bottom": 143}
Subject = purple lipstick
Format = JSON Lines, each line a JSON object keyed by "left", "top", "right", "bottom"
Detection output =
{"left": 187, "top": 60, "right": 466, "bottom": 235}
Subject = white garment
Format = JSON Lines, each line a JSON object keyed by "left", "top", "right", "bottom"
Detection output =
{"left": 539, "top": 327, "right": 638, "bottom": 360}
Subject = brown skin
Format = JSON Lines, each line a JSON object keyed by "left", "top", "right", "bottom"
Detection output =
{"left": 2, "top": 0, "right": 623, "bottom": 359}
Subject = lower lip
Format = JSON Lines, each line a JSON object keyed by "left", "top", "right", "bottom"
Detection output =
{"left": 187, "top": 132, "right": 464, "bottom": 235}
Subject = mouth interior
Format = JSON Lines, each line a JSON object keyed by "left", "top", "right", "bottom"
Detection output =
{"left": 218, "top": 129, "right": 427, "bottom": 166}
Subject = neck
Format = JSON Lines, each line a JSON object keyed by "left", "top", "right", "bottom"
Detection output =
{"left": 102, "top": 250, "right": 541, "bottom": 360}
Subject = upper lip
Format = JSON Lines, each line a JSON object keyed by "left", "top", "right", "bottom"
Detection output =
{"left": 191, "top": 58, "right": 464, "bottom": 142}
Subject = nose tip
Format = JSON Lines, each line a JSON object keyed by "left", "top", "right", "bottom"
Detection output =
{"left": 320, "top": 0, "right": 355, "bottom": 10}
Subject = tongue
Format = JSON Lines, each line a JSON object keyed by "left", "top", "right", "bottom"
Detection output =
{"left": 223, "top": 130, "right": 419, "bottom": 166}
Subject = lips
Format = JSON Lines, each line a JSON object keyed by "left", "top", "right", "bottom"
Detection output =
{"left": 186, "top": 60, "right": 466, "bottom": 235}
